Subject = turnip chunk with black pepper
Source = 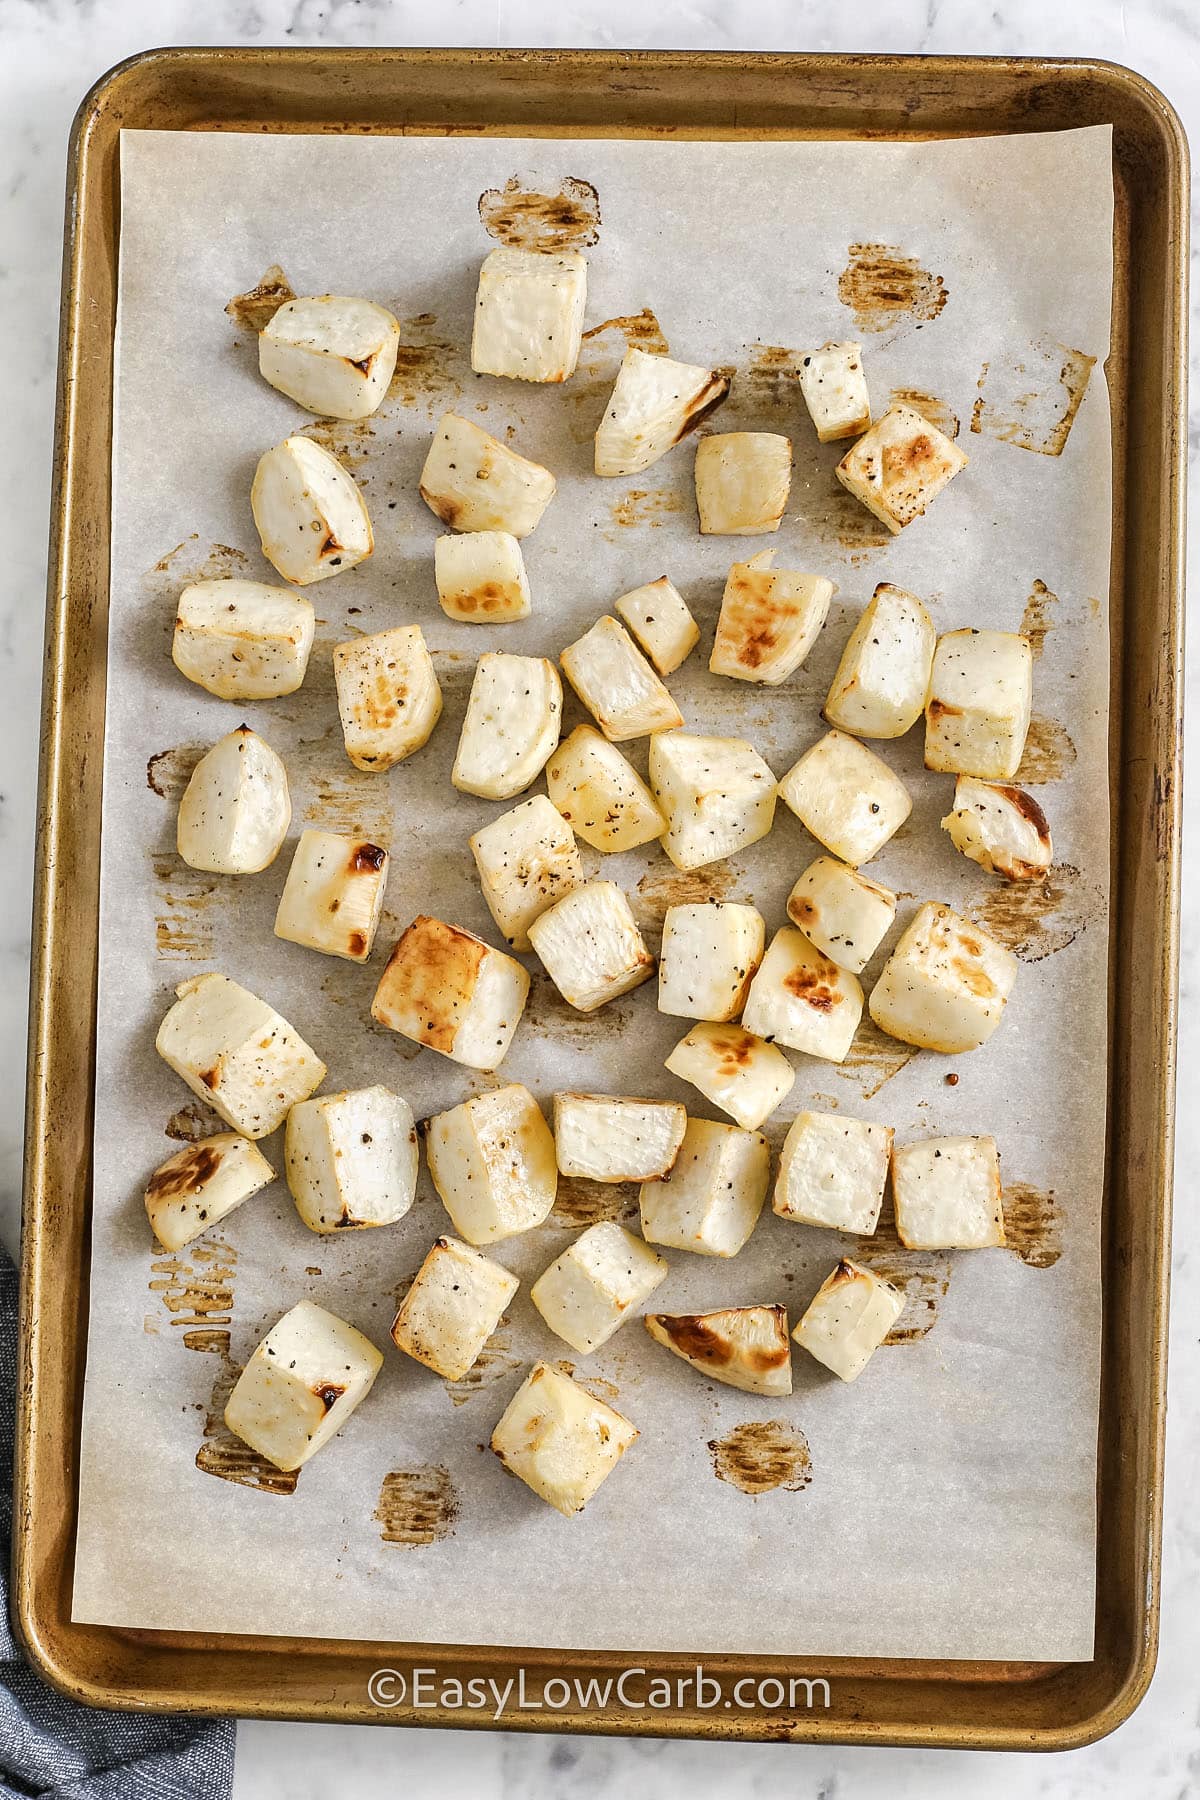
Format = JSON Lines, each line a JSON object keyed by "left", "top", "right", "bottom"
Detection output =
{"left": 223, "top": 1301, "right": 383, "bottom": 1472}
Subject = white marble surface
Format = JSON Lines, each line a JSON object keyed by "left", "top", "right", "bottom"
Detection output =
{"left": 0, "top": 0, "right": 1195, "bottom": 1794}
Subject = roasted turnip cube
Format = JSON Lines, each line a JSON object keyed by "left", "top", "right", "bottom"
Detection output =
{"left": 594, "top": 348, "right": 729, "bottom": 478}
{"left": 941, "top": 778, "right": 1052, "bottom": 880}
{"left": 176, "top": 727, "right": 291, "bottom": 875}
{"left": 785, "top": 856, "right": 896, "bottom": 976}
{"left": 530, "top": 1221, "right": 667, "bottom": 1354}
{"left": 774, "top": 1110, "right": 893, "bottom": 1234}
{"left": 259, "top": 295, "right": 400, "bottom": 418}
{"left": 798, "top": 340, "right": 870, "bottom": 442}
{"left": 333, "top": 624, "right": 442, "bottom": 772}
{"left": 527, "top": 880, "right": 654, "bottom": 1013}
{"left": 664, "top": 1022, "right": 795, "bottom": 1132}
{"left": 285, "top": 1085, "right": 418, "bottom": 1233}
{"left": 434, "top": 530, "right": 531, "bottom": 623}
{"left": 470, "top": 795, "right": 583, "bottom": 953}
{"left": 545, "top": 725, "right": 666, "bottom": 854}
{"left": 645, "top": 1305, "right": 792, "bottom": 1396}
{"left": 925, "top": 630, "right": 1033, "bottom": 780}
{"left": 552, "top": 1093, "right": 687, "bottom": 1183}
{"left": 491, "top": 1362, "right": 638, "bottom": 1516}
{"left": 471, "top": 246, "right": 587, "bottom": 383}
{"left": 709, "top": 552, "right": 833, "bottom": 685}
{"left": 371, "top": 915, "right": 529, "bottom": 1071}
{"left": 420, "top": 413, "right": 555, "bottom": 537}
{"left": 391, "top": 1237, "right": 519, "bottom": 1381}
{"left": 155, "top": 972, "right": 325, "bottom": 1139}
{"left": 648, "top": 731, "right": 777, "bottom": 872}
{"left": 172, "top": 579, "right": 315, "bottom": 701}
{"left": 251, "top": 435, "right": 373, "bottom": 585}
{"left": 778, "top": 729, "right": 911, "bottom": 865}
{"left": 741, "top": 927, "right": 863, "bottom": 1063}
{"left": 425, "top": 1084, "right": 557, "bottom": 1245}
{"left": 868, "top": 901, "right": 1017, "bottom": 1054}
{"left": 224, "top": 1300, "right": 383, "bottom": 1471}
{"left": 824, "top": 583, "right": 935, "bottom": 739}
{"left": 560, "top": 616, "right": 684, "bottom": 742}
{"left": 613, "top": 576, "right": 699, "bottom": 677}
{"left": 695, "top": 431, "right": 792, "bottom": 535}
{"left": 452, "top": 652, "right": 562, "bottom": 800}
{"left": 891, "top": 1135, "right": 1006, "bottom": 1249}
{"left": 793, "top": 1260, "right": 904, "bottom": 1382}
{"left": 657, "top": 901, "right": 765, "bottom": 1022}
{"left": 144, "top": 1133, "right": 274, "bottom": 1252}
{"left": 274, "top": 830, "right": 389, "bottom": 962}
{"left": 639, "top": 1117, "right": 770, "bottom": 1258}
{"left": 835, "top": 403, "right": 967, "bottom": 534}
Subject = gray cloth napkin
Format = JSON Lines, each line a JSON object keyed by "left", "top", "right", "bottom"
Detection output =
{"left": 0, "top": 1252, "right": 235, "bottom": 1798}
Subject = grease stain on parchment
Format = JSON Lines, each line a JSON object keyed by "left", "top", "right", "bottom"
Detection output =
{"left": 375, "top": 1466, "right": 459, "bottom": 1546}
{"left": 551, "top": 1362, "right": 622, "bottom": 1405}
{"left": 385, "top": 315, "right": 467, "bottom": 413}
{"left": 165, "top": 1100, "right": 224, "bottom": 1143}
{"left": 225, "top": 264, "right": 295, "bottom": 333}
{"left": 145, "top": 538, "right": 251, "bottom": 592}
{"left": 835, "top": 1017, "right": 916, "bottom": 1100}
{"left": 149, "top": 1235, "right": 236, "bottom": 1355}
{"left": 1003, "top": 1183, "right": 1064, "bottom": 1268}
{"left": 183, "top": 1329, "right": 235, "bottom": 1354}
{"left": 709, "top": 1421, "right": 812, "bottom": 1496}
{"left": 147, "top": 744, "right": 203, "bottom": 801}
{"left": 196, "top": 1355, "right": 299, "bottom": 1495}
{"left": 975, "top": 863, "right": 1100, "bottom": 962}
{"left": 611, "top": 487, "right": 686, "bottom": 529}
{"left": 195, "top": 1433, "right": 299, "bottom": 1495}
{"left": 552, "top": 1178, "right": 637, "bottom": 1229}
{"left": 821, "top": 487, "right": 892, "bottom": 562}
{"left": 971, "top": 338, "right": 1097, "bottom": 456}
{"left": 1020, "top": 579, "right": 1059, "bottom": 659}
{"left": 854, "top": 1210, "right": 951, "bottom": 1342}
{"left": 298, "top": 761, "right": 395, "bottom": 843}
{"left": 837, "top": 244, "right": 948, "bottom": 334}
{"left": 522, "top": 974, "right": 638, "bottom": 1049}
{"left": 887, "top": 386, "right": 960, "bottom": 439}
{"left": 389, "top": 1266, "right": 422, "bottom": 1312}
{"left": 582, "top": 309, "right": 669, "bottom": 355}
{"left": 425, "top": 652, "right": 477, "bottom": 703}
{"left": 634, "top": 862, "right": 739, "bottom": 927}
{"left": 1017, "top": 716, "right": 1077, "bottom": 784}
{"left": 336, "top": 979, "right": 426, "bottom": 1064}
{"left": 479, "top": 175, "right": 601, "bottom": 251}
{"left": 744, "top": 344, "right": 805, "bottom": 412}
{"left": 445, "top": 1341, "right": 522, "bottom": 1407}
{"left": 152, "top": 540, "right": 247, "bottom": 579}
{"left": 300, "top": 417, "right": 377, "bottom": 470}
{"left": 152, "top": 853, "right": 219, "bottom": 961}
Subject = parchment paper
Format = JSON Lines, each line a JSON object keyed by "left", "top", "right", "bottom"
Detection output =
{"left": 73, "top": 125, "right": 1114, "bottom": 1661}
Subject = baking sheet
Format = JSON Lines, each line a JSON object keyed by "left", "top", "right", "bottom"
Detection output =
{"left": 73, "top": 124, "right": 1113, "bottom": 1661}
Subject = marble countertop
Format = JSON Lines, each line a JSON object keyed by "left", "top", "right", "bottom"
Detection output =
{"left": 1, "top": 1, "right": 1195, "bottom": 1794}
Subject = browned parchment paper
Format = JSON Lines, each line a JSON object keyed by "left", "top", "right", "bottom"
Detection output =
{"left": 73, "top": 125, "right": 1113, "bottom": 1659}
